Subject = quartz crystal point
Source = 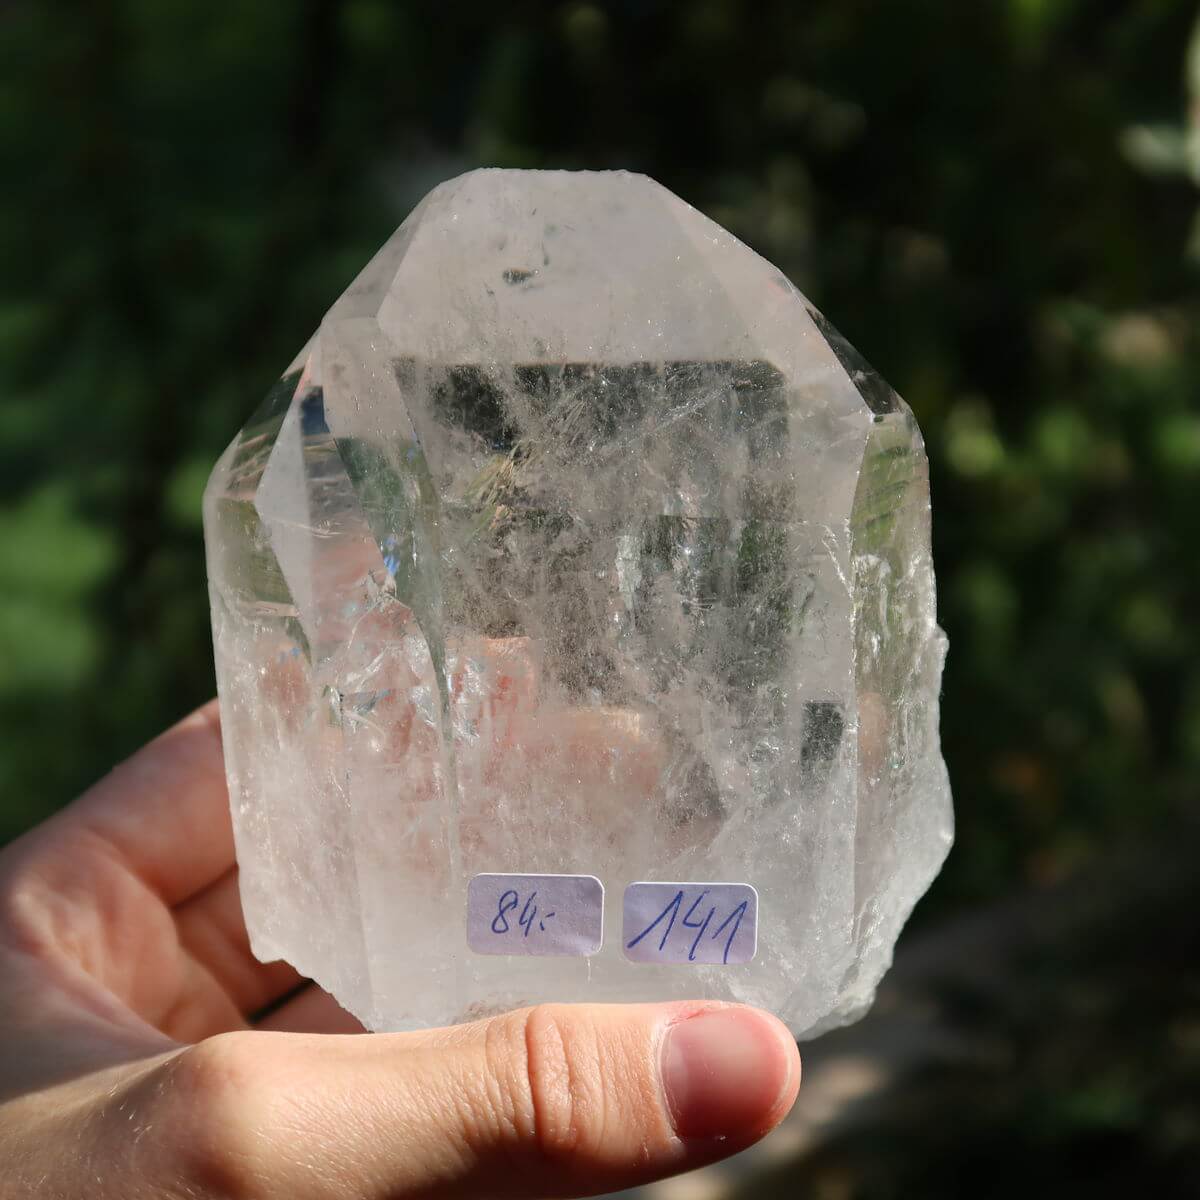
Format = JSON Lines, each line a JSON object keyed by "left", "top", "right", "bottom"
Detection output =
{"left": 203, "top": 169, "right": 952, "bottom": 1036}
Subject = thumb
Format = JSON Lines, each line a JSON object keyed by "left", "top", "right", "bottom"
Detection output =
{"left": 150, "top": 1002, "right": 800, "bottom": 1199}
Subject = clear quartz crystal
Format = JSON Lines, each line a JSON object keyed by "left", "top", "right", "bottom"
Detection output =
{"left": 203, "top": 169, "right": 952, "bottom": 1036}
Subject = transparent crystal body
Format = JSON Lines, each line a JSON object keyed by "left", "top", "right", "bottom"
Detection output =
{"left": 203, "top": 169, "right": 952, "bottom": 1036}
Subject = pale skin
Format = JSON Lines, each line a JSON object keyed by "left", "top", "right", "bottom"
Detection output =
{"left": 0, "top": 702, "right": 800, "bottom": 1198}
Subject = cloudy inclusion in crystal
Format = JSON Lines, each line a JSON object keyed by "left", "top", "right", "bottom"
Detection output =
{"left": 203, "top": 169, "right": 952, "bottom": 1036}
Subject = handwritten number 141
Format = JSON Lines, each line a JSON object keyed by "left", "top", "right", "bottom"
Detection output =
{"left": 626, "top": 889, "right": 748, "bottom": 964}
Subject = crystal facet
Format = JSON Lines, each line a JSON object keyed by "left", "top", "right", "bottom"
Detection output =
{"left": 203, "top": 169, "right": 952, "bottom": 1036}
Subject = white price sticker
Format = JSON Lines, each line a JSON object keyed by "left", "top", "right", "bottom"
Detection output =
{"left": 467, "top": 873, "right": 604, "bottom": 957}
{"left": 622, "top": 881, "right": 758, "bottom": 965}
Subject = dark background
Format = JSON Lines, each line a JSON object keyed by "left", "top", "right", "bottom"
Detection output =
{"left": 2, "top": 2, "right": 1198, "bottom": 1195}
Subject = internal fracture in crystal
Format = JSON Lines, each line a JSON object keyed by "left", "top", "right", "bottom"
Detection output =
{"left": 202, "top": 169, "right": 953, "bottom": 1036}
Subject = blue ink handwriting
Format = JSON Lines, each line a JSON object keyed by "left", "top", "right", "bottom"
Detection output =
{"left": 626, "top": 888, "right": 749, "bottom": 963}
{"left": 491, "top": 889, "right": 557, "bottom": 938}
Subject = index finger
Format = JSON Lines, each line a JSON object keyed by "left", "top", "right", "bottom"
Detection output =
{"left": 35, "top": 701, "right": 235, "bottom": 907}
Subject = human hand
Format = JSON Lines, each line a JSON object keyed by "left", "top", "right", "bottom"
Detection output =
{"left": 0, "top": 702, "right": 800, "bottom": 1198}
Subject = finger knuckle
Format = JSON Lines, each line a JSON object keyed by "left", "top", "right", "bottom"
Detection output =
{"left": 161, "top": 1032, "right": 274, "bottom": 1199}
{"left": 496, "top": 1004, "right": 598, "bottom": 1166}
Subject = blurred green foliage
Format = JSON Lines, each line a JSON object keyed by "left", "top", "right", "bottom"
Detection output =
{"left": 1, "top": 3, "right": 1197, "bottom": 911}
